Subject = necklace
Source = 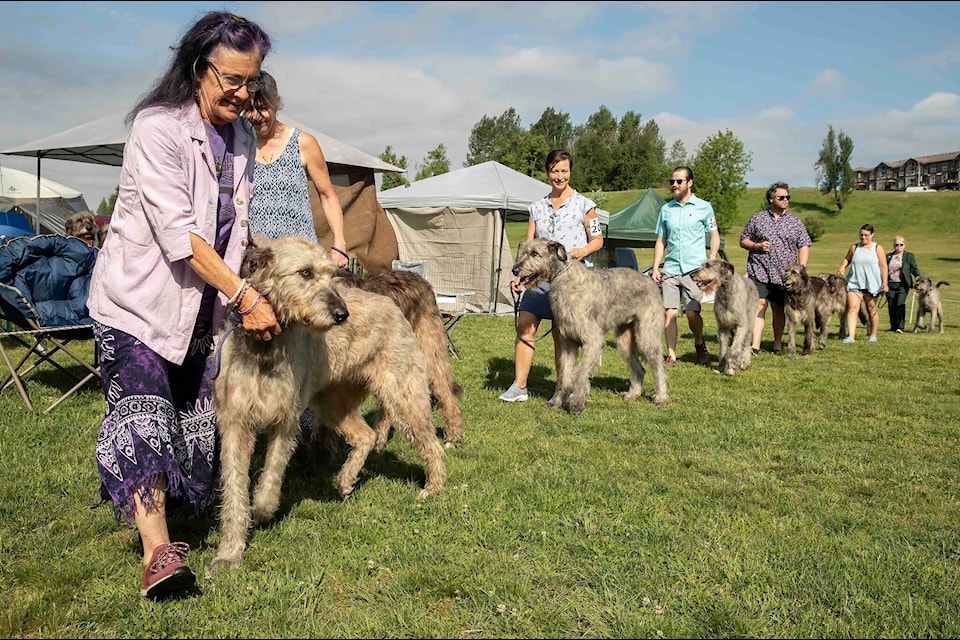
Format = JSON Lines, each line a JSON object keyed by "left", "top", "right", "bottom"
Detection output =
{"left": 258, "top": 124, "right": 285, "bottom": 164}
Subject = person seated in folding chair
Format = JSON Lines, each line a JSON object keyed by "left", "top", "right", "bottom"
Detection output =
{"left": 0, "top": 233, "right": 100, "bottom": 413}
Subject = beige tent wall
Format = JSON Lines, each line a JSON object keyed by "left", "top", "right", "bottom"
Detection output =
{"left": 310, "top": 167, "right": 399, "bottom": 273}
{"left": 384, "top": 206, "right": 515, "bottom": 313}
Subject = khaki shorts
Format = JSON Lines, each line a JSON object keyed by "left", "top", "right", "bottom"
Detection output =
{"left": 660, "top": 271, "right": 702, "bottom": 312}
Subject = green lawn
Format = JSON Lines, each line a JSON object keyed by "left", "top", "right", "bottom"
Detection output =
{"left": 2, "top": 189, "right": 959, "bottom": 638}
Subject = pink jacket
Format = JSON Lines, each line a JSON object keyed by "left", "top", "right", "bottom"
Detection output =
{"left": 88, "top": 102, "right": 256, "bottom": 364}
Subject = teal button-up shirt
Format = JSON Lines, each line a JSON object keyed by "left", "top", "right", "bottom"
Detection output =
{"left": 655, "top": 194, "right": 717, "bottom": 275}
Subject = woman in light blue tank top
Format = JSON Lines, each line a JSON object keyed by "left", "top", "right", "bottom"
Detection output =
{"left": 837, "top": 223, "right": 888, "bottom": 343}
{"left": 246, "top": 71, "right": 349, "bottom": 267}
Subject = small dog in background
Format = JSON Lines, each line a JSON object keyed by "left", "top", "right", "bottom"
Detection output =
{"left": 64, "top": 211, "right": 98, "bottom": 247}
{"left": 912, "top": 277, "right": 950, "bottom": 334}
{"left": 692, "top": 259, "right": 758, "bottom": 376}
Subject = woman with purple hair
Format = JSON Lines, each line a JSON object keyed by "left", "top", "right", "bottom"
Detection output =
{"left": 87, "top": 11, "right": 280, "bottom": 599}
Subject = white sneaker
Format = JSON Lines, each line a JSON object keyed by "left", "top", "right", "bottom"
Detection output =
{"left": 499, "top": 382, "right": 528, "bottom": 402}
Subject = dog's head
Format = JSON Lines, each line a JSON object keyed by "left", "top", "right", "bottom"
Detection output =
{"left": 914, "top": 276, "right": 932, "bottom": 296}
{"left": 782, "top": 263, "right": 809, "bottom": 292}
{"left": 691, "top": 259, "right": 734, "bottom": 296}
{"left": 64, "top": 211, "right": 98, "bottom": 247}
{"left": 240, "top": 235, "right": 349, "bottom": 331}
{"left": 815, "top": 272, "right": 846, "bottom": 296}
{"left": 511, "top": 238, "right": 567, "bottom": 290}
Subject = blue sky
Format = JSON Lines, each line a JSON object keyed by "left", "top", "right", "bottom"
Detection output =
{"left": 1, "top": 1, "right": 958, "bottom": 208}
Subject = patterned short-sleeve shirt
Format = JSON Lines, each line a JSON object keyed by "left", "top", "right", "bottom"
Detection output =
{"left": 739, "top": 209, "right": 812, "bottom": 286}
{"left": 528, "top": 190, "right": 597, "bottom": 253}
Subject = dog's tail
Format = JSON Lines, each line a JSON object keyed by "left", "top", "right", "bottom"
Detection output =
{"left": 937, "top": 281, "right": 951, "bottom": 288}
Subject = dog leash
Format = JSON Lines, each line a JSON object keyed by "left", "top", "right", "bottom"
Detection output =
{"left": 511, "top": 288, "right": 553, "bottom": 347}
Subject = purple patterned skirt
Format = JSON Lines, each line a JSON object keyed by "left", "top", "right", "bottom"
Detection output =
{"left": 93, "top": 321, "right": 219, "bottom": 525}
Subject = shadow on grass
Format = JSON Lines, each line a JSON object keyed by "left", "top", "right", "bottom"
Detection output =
{"left": 485, "top": 355, "right": 557, "bottom": 399}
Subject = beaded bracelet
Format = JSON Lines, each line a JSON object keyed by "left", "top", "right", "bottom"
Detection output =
{"left": 227, "top": 278, "right": 247, "bottom": 306}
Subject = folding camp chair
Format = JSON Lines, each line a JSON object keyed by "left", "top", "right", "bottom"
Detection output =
{"left": 0, "top": 234, "right": 100, "bottom": 413}
{"left": 393, "top": 257, "right": 476, "bottom": 360}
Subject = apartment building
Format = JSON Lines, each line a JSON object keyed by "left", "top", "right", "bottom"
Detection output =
{"left": 853, "top": 150, "right": 960, "bottom": 191}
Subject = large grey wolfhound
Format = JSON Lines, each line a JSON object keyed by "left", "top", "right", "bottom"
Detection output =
{"left": 692, "top": 259, "right": 758, "bottom": 376}
{"left": 211, "top": 236, "right": 446, "bottom": 571}
{"left": 511, "top": 238, "right": 669, "bottom": 413}
{"left": 912, "top": 276, "right": 950, "bottom": 335}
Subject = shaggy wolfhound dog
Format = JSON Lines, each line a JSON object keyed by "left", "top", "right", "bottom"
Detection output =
{"left": 64, "top": 211, "right": 98, "bottom": 247}
{"left": 211, "top": 236, "right": 445, "bottom": 571}
{"left": 913, "top": 276, "right": 950, "bottom": 334}
{"left": 782, "top": 263, "right": 835, "bottom": 356}
{"left": 815, "top": 272, "right": 850, "bottom": 340}
{"left": 692, "top": 259, "right": 758, "bottom": 376}
{"left": 333, "top": 269, "right": 464, "bottom": 449}
{"left": 511, "top": 238, "right": 668, "bottom": 413}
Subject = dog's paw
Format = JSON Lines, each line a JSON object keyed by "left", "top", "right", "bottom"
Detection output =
{"left": 652, "top": 394, "right": 669, "bottom": 407}
{"left": 566, "top": 398, "right": 586, "bottom": 414}
{"left": 208, "top": 555, "right": 241, "bottom": 574}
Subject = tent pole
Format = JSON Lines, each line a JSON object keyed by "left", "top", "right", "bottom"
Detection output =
{"left": 492, "top": 210, "right": 508, "bottom": 314}
{"left": 35, "top": 153, "right": 42, "bottom": 233}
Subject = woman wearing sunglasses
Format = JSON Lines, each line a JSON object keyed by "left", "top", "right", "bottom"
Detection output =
{"left": 884, "top": 236, "right": 922, "bottom": 333}
{"left": 739, "top": 182, "right": 812, "bottom": 355}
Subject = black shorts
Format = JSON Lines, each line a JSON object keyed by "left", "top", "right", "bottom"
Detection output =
{"left": 751, "top": 278, "right": 786, "bottom": 306}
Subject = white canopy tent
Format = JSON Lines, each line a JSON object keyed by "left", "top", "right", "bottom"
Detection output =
{"left": 379, "top": 161, "right": 608, "bottom": 314}
{"left": 0, "top": 165, "right": 91, "bottom": 235}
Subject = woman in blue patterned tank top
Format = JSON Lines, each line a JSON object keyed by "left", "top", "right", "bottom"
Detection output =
{"left": 246, "top": 71, "right": 348, "bottom": 267}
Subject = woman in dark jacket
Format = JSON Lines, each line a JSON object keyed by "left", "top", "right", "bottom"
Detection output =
{"left": 885, "top": 235, "right": 922, "bottom": 332}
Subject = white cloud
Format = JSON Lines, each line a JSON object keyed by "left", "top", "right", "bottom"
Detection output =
{"left": 808, "top": 68, "right": 847, "bottom": 95}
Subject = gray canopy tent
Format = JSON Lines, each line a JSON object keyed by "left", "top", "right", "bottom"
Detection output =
{"left": 1, "top": 110, "right": 405, "bottom": 268}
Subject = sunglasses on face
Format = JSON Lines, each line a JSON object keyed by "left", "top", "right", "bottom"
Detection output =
{"left": 774, "top": 195, "right": 791, "bottom": 201}
{"left": 895, "top": 243, "right": 904, "bottom": 246}
{"left": 668, "top": 179, "right": 687, "bottom": 185}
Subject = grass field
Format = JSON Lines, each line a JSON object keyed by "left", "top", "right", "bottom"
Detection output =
{"left": 2, "top": 188, "right": 959, "bottom": 637}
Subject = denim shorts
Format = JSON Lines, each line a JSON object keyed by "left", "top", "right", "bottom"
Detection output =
{"left": 518, "top": 282, "right": 553, "bottom": 320}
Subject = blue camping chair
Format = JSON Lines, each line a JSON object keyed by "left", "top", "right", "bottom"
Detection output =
{"left": 0, "top": 234, "right": 100, "bottom": 413}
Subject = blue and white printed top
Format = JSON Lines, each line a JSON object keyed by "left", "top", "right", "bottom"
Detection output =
{"left": 250, "top": 127, "right": 318, "bottom": 242}
{"left": 528, "top": 190, "right": 598, "bottom": 259}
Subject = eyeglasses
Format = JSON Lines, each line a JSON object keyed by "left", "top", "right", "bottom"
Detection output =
{"left": 774, "top": 195, "right": 791, "bottom": 201}
{"left": 668, "top": 179, "right": 687, "bottom": 185}
{"left": 209, "top": 62, "right": 262, "bottom": 93}
{"left": 894, "top": 243, "right": 904, "bottom": 246}
{"left": 859, "top": 233, "right": 872, "bottom": 237}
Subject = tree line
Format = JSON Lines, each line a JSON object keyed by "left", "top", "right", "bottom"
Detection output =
{"left": 381, "top": 107, "right": 857, "bottom": 232}
{"left": 380, "top": 105, "right": 756, "bottom": 233}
